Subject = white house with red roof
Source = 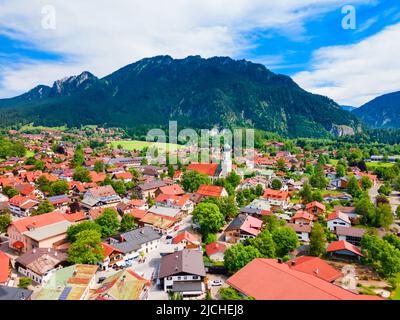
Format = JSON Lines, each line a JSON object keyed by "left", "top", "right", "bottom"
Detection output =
{"left": 262, "top": 188, "right": 290, "bottom": 209}
{"left": 196, "top": 184, "right": 228, "bottom": 199}
{"left": 205, "top": 242, "right": 227, "bottom": 262}
{"left": 291, "top": 211, "right": 316, "bottom": 226}
{"left": 154, "top": 194, "right": 194, "bottom": 214}
{"left": 327, "top": 211, "right": 351, "bottom": 231}
{"left": 287, "top": 223, "right": 312, "bottom": 242}
{"left": 8, "top": 195, "right": 39, "bottom": 217}
{"left": 224, "top": 214, "right": 263, "bottom": 243}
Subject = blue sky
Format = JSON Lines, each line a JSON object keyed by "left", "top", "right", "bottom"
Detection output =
{"left": 0, "top": 0, "right": 400, "bottom": 106}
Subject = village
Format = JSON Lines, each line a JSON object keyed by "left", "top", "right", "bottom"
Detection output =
{"left": 0, "top": 126, "right": 400, "bottom": 300}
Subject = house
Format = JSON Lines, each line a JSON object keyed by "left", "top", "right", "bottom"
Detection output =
{"left": 155, "top": 184, "right": 185, "bottom": 197}
{"left": 158, "top": 249, "right": 206, "bottom": 296}
{"left": 287, "top": 223, "right": 312, "bottom": 242}
{"left": 35, "top": 264, "right": 98, "bottom": 300}
{"left": 154, "top": 194, "right": 194, "bottom": 214}
{"left": 139, "top": 212, "right": 179, "bottom": 234}
{"left": 187, "top": 163, "right": 221, "bottom": 180}
{"left": 112, "top": 171, "right": 133, "bottom": 183}
{"left": 0, "top": 286, "right": 33, "bottom": 300}
{"left": 288, "top": 256, "right": 342, "bottom": 283}
{"left": 205, "top": 242, "right": 227, "bottom": 262}
{"left": 147, "top": 205, "right": 182, "bottom": 220}
{"left": 116, "top": 200, "right": 148, "bottom": 216}
{"left": 105, "top": 226, "right": 162, "bottom": 261}
{"left": 327, "top": 211, "right": 351, "bottom": 231}
{"left": 8, "top": 195, "right": 39, "bottom": 217}
{"left": 196, "top": 184, "right": 228, "bottom": 199}
{"left": 93, "top": 269, "right": 151, "bottom": 300}
{"left": 136, "top": 180, "right": 169, "bottom": 199}
{"left": 172, "top": 231, "right": 200, "bottom": 249}
{"left": 48, "top": 195, "right": 71, "bottom": 212}
{"left": 224, "top": 214, "right": 263, "bottom": 243}
{"left": 15, "top": 248, "right": 68, "bottom": 284}
{"left": 333, "top": 206, "right": 358, "bottom": 219}
{"left": 262, "top": 189, "right": 290, "bottom": 209}
{"left": 291, "top": 211, "right": 316, "bottom": 226}
{"left": 226, "top": 258, "right": 381, "bottom": 300}
{"left": 334, "top": 226, "right": 388, "bottom": 245}
{"left": 0, "top": 251, "right": 10, "bottom": 285}
{"left": 98, "top": 243, "right": 125, "bottom": 271}
{"left": 236, "top": 176, "right": 269, "bottom": 192}
{"left": 326, "top": 240, "right": 364, "bottom": 261}
{"left": 8, "top": 211, "right": 72, "bottom": 253}
{"left": 305, "top": 201, "right": 326, "bottom": 216}
{"left": 81, "top": 185, "right": 121, "bottom": 210}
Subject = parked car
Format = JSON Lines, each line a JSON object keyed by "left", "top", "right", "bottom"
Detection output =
{"left": 210, "top": 280, "right": 223, "bottom": 286}
{"left": 166, "top": 235, "right": 173, "bottom": 240}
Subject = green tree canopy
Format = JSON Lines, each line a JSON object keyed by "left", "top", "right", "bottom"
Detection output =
{"left": 248, "top": 229, "right": 276, "bottom": 258}
{"left": 32, "top": 199, "right": 54, "bottom": 216}
{"left": 272, "top": 227, "right": 299, "bottom": 257}
{"left": 309, "top": 223, "right": 326, "bottom": 257}
{"left": 67, "top": 220, "right": 102, "bottom": 243}
{"left": 67, "top": 229, "right": 104, "bottom": 265}
{"left": 192, "top": 202, "right": 225, "bottom": 236}
{"left": 224, "top": 243, "right": 262, "bottom": 274}
{"left": 120, "top": 214, "right": 136, "bottom": 232}
{"left": 95, "top": 208, "right": 120, "bottom": 238}
{"left": 73, "top": 166, "right": 92, "bottom": 183}
{"left": 181, "top": 170, "right": 211, "bottom": 192}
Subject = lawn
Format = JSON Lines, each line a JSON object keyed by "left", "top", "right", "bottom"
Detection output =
{"left": 330, "top": 159, "right": 339, "bottom": 166}
{"left": 366, "top": 162, "right": 395, "bottom": 169}
{"left": 109, "top": 140, "right": 184, "bottom": 152}
{"left": 25, "top": 150, "right": 35, "bottom": 157}
{"left": 19, "top": 123, "right": 67, "bottom": 132}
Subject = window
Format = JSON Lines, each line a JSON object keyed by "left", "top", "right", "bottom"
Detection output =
{"left": 167, "top": 277, "right": 172, "bottom": 280}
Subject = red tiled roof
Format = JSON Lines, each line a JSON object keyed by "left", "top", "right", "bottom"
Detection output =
{"left": 154, "top": 194, "right": 190, "bottom": 207}
{"left": 205, "top": 242, "right": 227, "bottom": 257}
{"left": 63, "top": 211, "right": 87, "bottom": 223}
{"left": 305, "top": 201, "right": 326, "bottom": 212}
{"left": 89, "top": 171, "right": 107, "bottom": 183}
{"left": 327, "top": 211, "right": 351, "bottom": 224}
{"left": 128, "top": 199, "right": 146, "bottom": 207}
{"left": 187, "top": 163, "right": 219, "bottom": 176}
{"left": 172, "top": 231, "right": 199, "bottom": 245}
{"left": 11, "top": 211, "right": 67, "bottom": 233}
{"left": 127, "top": 209, "right": 148, "bottom": 220}
{"left": 226, "top": 258, "right": 380, "bottom": 300}
{"left": 113, "top": 172, "right": 133, "bottom": 180}
{"left": 0, "top": 251, "right": 10, "bottom": 283}
{"left": 262, "top": 188, "right": 289, "bottom": 200}
{"left": 158, "top": 184, "right": 185, "bottom": 196}
{"left": 327, "top": 240, "right": 363, "bottom": 257}
{"left": 196, "top": 184, "right": 225, "bottom": 197}
{"left": 101, "top": 242, "right": 123, "bottom": 258}
{"left": 240, "top": 215, "right": 263, "bottom": 236}
{"left": 291, "top": 211, "right": 316, "bottom": 222}
{"left": 288, "top": 256, "right": 342, "bottom": 282}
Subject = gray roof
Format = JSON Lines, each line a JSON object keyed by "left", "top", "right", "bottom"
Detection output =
{"left": 225, "top": 214, "right": 247, "bottom": 232}
{"left": 0, "top": 285, "right": 33, "bottom": 300}
{"left": 111, "top": 226, "right": 161, "bottom": 254}
{"left": 23, "top": 220, "right": 72, "bottom": 241}
{"left": 138, "top": 180, "right": 168, "bottom": 191}
{"left": 148, "top": 206, "right": 181, "bottom": 218}
{"left": 335, "top": 226, "right": 366, "bottom": 238}
{"left": 159, "top": 249, "right": 206, "bottom": 279}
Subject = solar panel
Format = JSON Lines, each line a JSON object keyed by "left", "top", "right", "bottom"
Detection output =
{"left": 58, "top": 287, "right": 72, "bottom": 300}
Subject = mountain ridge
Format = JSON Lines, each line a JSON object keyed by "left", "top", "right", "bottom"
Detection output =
{"left": 0, "top": 55, "right": 361, "bottom": 138}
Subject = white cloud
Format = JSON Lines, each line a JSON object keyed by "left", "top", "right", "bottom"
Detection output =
{"left": 0, "top": 0, "right": 368, "bottom": 98}
{"left": 293, "top": 23, "right": 400, "bottom": 107}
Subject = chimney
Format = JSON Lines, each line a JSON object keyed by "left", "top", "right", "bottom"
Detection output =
{"left": 291, "top": 261, "right": 296, "bottom": 266}
{"left": 314, "top": 268, "right": 319, "bottom": 275}
{"left": 277, "top": 258, "right": 282, "bottom": 264}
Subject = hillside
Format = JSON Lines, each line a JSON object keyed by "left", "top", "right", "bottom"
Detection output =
{"left": 353, "top": 91, "right": 400, "bottom": 128}
{"left": 0, "top": 55, "right": 361, "bottom": 138}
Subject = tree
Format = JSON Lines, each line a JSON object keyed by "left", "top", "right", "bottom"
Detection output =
{"left": 336, "top": 164, "right": 346, "bottom": 178}
{"left": 167, "top": 164, "right": 175, "bottom": 178}
{"left": 356, "top": 193, "right": 376, "bottom": 226}
{"left": 32, "top": 199, "right": 54, "bottom": 216}
{"left": 347, "top": 176, "right": 362, "bottom": 198}
{"left": 383, "top": 233, "right": 400, "bottom": 251}
{"left": 0, "top": 214, "right": 12, "bottom": 233}
{"left": 272, "top": 227, "right": 299, "bottom": 257}
{"left": 94, "top": 160, "right": 104, "bottom": 173}
{"left": 311, "top": 190, "right": 323, "bottom": 203}
{"left": 255, "top": 184, "right": 264, "bottom": 196}
{"left": 95, "top": 208, "right": 120, "bottom": 238}
{"left": 276, "top": 159, "right": 286, "bottom": 172}
{"left": 192, "top": 203, "right": 225, "bottom": 236}
{"left": 271, "top": 179, "right": 282, "bottom": 190}
{"left": 378, "top": 183, "right": 392, "bottom": 196}
{"left": 375, "top": 203, "right": 393, "bottom": 229}
{"left": 18, "top": 277, "right": 32, "bottom": 289}
{"left": 2, "top": 186, "right": 18, "bottom": 198}
{"left": 120, "top": 214, "right": 136, "bottom": 232}
{"left": 360, "top": 176, "right": 373, "bottom": 190}
{"left": 202, "top": 196, "right": 238, "bottom": 220}
{"left": 396, "top": 206, "right": 400, "bottom": 219}
{"left": 226, "top": 171, "right": 241, "bottom": 188}
{"left": 49, "top": 180, "right": 69, "bottom": 196}
{"left": 299, "top": 181, "right": 313, "bottom": 204}
{"left": 224, "top": 243, "right": 262, "bottom": 274}
{"left": 248, "top": 229, "right": 276, "bottom": 258}
{"left": 263, "top": 215, "right": 283, "bottom": 233}
{"left": 219, "top": 287, "right": 246, "bottom": 300}
{"left": 72, "top": 146, "right": 85, "bottom": 167}
{"left": 309, "top": 223, "right": 326, "bottom": 257}
{"left": 181, "top": 171, "right": 211, "bottom": 192}
{"left": 111, "top": 180, "right": 126, "bottom": 196}
{"left": 68, "top": 229, "right": 104, "bottom": 264}
{"left": 310, "top": 164, "right": 327, "bottom": 189}
{"left": 73, "top": 167, "right": 92, "bottom": 183}
{"left": 67, "top": 220, "right": 102, "bottom": 242}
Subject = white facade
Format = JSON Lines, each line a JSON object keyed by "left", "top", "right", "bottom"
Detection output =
{"left": 327, "top": 219, "right": 351, "bottom": 231}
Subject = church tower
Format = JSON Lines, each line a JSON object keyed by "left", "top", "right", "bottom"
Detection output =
{"left": 221, "top": 144, "right": 232, "bottom": 177}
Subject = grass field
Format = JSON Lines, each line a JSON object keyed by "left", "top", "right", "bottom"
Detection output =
{"left": 366, "top": 162, "right": 395, "bottom": 169}
{"left": 330, "top": 159, "right": 339, "bottom": 166}
{"left": 25, "top": 151, "right": 35, "bottom": 157}
{"left": 19, "top": 123, "right": 68, "bottom": 132}
{"left": 109, "top": 140, "right": 184, "bottom": 152}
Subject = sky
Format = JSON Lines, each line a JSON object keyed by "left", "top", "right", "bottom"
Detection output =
{"left": 0, "top": 0, "right": 400, "bottom": 106}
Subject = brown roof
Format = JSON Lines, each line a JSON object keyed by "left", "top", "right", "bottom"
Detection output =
{"left": 158, "top": 249, "right": 205, "bottom": 278}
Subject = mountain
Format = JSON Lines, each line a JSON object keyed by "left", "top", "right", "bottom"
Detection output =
{"left": 0, "top": 55, "right": 361, "bottom": 138}
{"left": 340, "top": 105, "right": 356, "bottom": 112}
{"left": 353, "top": 91, "right": 400, "bottom": 128}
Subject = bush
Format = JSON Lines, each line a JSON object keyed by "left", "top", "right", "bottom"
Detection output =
{"left": 18, "top": 277, "right": 32, "bottom": 289}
